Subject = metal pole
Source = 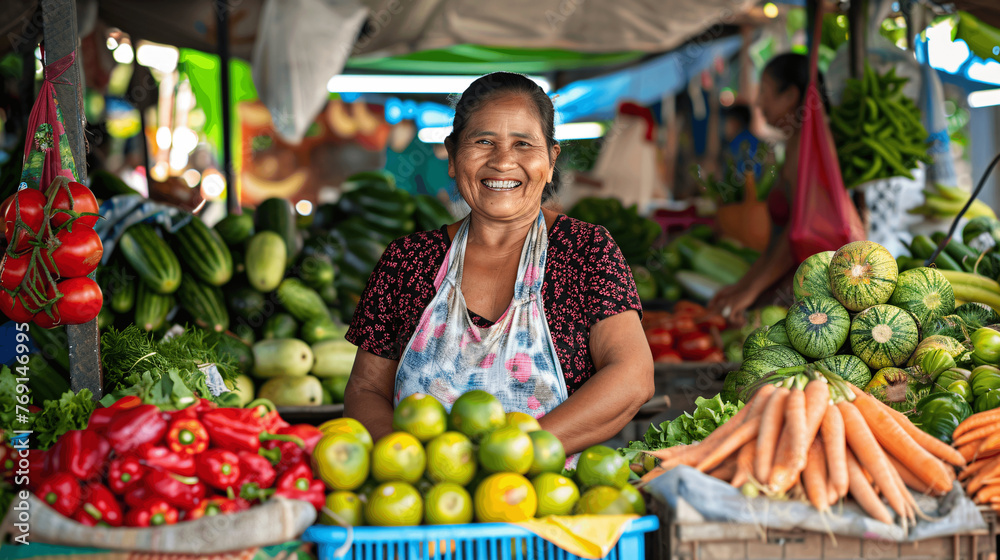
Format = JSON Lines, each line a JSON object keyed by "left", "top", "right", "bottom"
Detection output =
{"left": 217, "top": 0, "right": 238, "bottom": 215}
{"left": 41, "top": 0, "right": 103, "bottom": 398}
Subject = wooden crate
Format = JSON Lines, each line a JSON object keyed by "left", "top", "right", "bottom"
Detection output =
{"left": 647, "top": 499, "right": 999, "bottom": 560}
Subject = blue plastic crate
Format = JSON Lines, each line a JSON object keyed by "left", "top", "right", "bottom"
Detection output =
{"left": 302, "top": 515, "right": 659, "bottom": 560}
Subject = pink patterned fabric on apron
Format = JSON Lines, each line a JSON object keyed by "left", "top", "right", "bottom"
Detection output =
{"left": 393, "top": 210, "right": 568, "bottom": 418}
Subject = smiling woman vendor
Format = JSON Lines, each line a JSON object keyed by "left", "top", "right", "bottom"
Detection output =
{"left": 343, "top": 72, "right": 655, "bottom": 455}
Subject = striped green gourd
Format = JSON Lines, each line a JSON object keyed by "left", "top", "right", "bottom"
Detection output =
{"left": 850, "top": 304, "right": 920, "bottom": 369}
{"left": 277, "top": 278, "right": 331, "bottom": 322}
{"left": 118, "top": 223, "right": 181, "bottom": 294}
{"left": 734, "top": 346, "right": 807, "bottom": 400}
{"left": 814, "top": 354, "right": 872, "bottom": 388}
{"left": 793, "top": 251, "right": 835, "bottom": 301}
{"left": 213, "top": 212, "right": 255, "bottom": 246}
{"left": 828, "top": 241, "right": 898, "bottom": 312}
{"left": 173, "top": 216, "right": 233, "bottom": 286}
{"left": 134, "top": 282, "right": 174, "bottom": 332}
{"left": 888, "top": 267, "right": 955, "bottom": 326}
{"left": 176, "top": 273, "right": 230, "bottom": 333}
{"left": 742, "top": 322, "right": 789, "bottom": 360}
{"left": 786, "top": 296, "right": 851, "bottom": 359}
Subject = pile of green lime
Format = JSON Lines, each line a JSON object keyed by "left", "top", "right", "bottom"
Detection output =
{"left": 311, "top": 391, "right": 646, "bottom": 526}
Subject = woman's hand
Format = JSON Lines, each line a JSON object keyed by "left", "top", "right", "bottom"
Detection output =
{"left": 343, "top": 349, "right": 399, "bottom": 442}
{"left": 538, "top": 310, "right": 654, "bottom": 454}
{"left": 709, "top": 281, "right": 760, "bottom": 326}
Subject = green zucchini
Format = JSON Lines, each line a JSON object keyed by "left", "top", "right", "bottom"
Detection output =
{"left": 176, "top": 273, "right": 230, "bottom": 333}
{"left": 930, "top": 232, "right": 982, "bottom": 273}
{"left": 102, "top": 264, "right": 136, "bottom": 313}
{"left": 277, "top": 278, "right": 331, "bottom": 322}
{"left": 245, "top": 231, "right": 287, "bottom": 292}
{"left": 298, "top": 255, "right": 336, "bottom": 289}
{"left": 263, "top": 313, "right": 299, "bottom": 339}
{"left": 910, "top": 235, "right": 963, "bottom": 271}
{"left": 254, "top": 198, "right": 301, "bottom": 263}
{"left": 135, "top": 282, "right": 174, "bottom": 331}
{"left": 119, "top": 223, "right": 181, "bottom": 294}
{"left": 227, "top": 285, "right": 268, "bottom": 323}
{"left": 173, "top": 216, "right": 233, "bottom": 286}
{"left": 214, "top": 212, "right": 255, "bottom": 246}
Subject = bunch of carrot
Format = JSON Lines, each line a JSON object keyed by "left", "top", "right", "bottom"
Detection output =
{"left": 953, "top": 409, "right": 1000, "bottom": 510}
{"left": 639, "top": 372, "right": 965, "bottom": 531}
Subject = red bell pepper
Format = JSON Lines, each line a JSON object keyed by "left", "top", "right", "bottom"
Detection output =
{"left": 86, "top": 396, "right": 143, "bottom": 434}
{"left": 166, "top": 418, "right": 209, "bottom": 455}
{"left": 140, "top": 446, "right": 196, "bottom": 476}
{"left": 77, "top": 483, "right": 123, "bottom": 527}
{"left": 186, "top": 497, "right": 242, "bottom": 520}
{"left": 200, "top": 408, "right": 303, "bottom": 453}
{"left": 145, "top": 469, "right": 207, "bottom": 510}
{"left": 72, "top": 509, "right": 100, "bottom": 527}
{"left": 169, "top": 398, "right": 217, "bottom": 421}
{"left": 106, "top": 405, "right": 169, "bottom": 455}
{"left": 36, "top": 472, "right": 81, "bottom": 517}
{"left": 274, "top": 478, "right": 326, "bottom": 511}
{"left": 276, "top": 462, "right": 315, "bottom": 492}
{"left": 246, "top": 399, "right": 290, "bottom": 432}
{"left": 267, "top": 424, "right": 322, "bottom": 474}
{"left": 236, "top": 451, "right": 276, "bottom": 490}
{"left": 196, "top": 449, "right": 241, "bottom": 490}
{"left": 124, "top": 499, "right": 178, "bottom": 527}
{"left": 108, "top": 455, "right": 146, "bottom": 494}
{"left": 124, "top": 483, "right": 154, "bottom": 509}
{"left": 44, "top": 430, "right": 110, "bottom": 480}
{"left": 673, "top": 301, "right": 707, "bottom": 316}
{"left": 695, "top": 313, "right": 727, "bottom": 331}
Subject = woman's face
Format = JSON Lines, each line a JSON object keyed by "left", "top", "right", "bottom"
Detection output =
{"left": 448, "top": 93, "right": 559, "bottom": 224}
{"left": 758, "top": 73, "right": 800, "bottom": 129}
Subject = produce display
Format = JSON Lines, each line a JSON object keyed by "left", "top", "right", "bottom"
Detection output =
{"left": 312, "top": 391, "right": 646, "bottom": 527}
{"left": 952, "top": 409, "right": 1000, "bottom": 510}
{"left": 641, "top": 301, "right": 734, "bottom": 363}
{"left": 1, "top": 177, "right": 104, "bottom": 326}
{"left": 18, "top": 396, "right": 325, "bottom": 527}
{"left": 96, "top": 171, "right": 453, "bottom": 407}
{"left": 641, "top": 368, "right": 964, "bottom": 531}
{"left": 830, "top": 65, "right": 932, "bottom": 188}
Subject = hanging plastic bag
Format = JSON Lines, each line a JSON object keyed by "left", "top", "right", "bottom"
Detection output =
{"left": 20, "top": 52, "right": 78, "bottom": 191}
{"left": 788, "top": 5, "right": 865, "bottom": 263}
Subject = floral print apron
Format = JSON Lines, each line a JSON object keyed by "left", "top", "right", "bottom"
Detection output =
{"left": 393, "top": 210, "right": 568, "bottom": 418}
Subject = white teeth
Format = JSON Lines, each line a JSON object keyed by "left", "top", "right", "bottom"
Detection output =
{"left": 483, "top": 180, "right": 521, "bottom": 190}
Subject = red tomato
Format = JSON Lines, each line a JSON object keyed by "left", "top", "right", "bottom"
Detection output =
{"left": 0, "top": 194, "right": 12, "bottom": 240}
{"left": 676, "top": 331, "right": 716, "bottom": 361}
{"left": 33, "top": 310, "right": 59, "bottom": 329}
{"left": 0, "top": 291, "right": 36, "bottom": 323}
{"left": 696, "top": 313, "right": 727, "bottom": 331}
{"left": 50, "top": 182, "right": 100, "bottom": 228}
{"left": 3, "top": 189, "right": 47, "bottom": 252}
{"left": 0, "top": 253, "right": 30, "bottom": 291}
{"left": 44, "top": 226, "right": 103, "bottom": 278}
{"left": 45, "top": 277, "right": 103, "bottom": 325}
{"left": 665, "top": 315, "right": 697, "bottom": 338}
{"left": 673, "top": 301, "right": 707, "bottom": 317}
{"left": 645, "top": 327, "right": 673, "bottom": 348}
{"left": 653, "top": 348, "right": 683, "bottom": 363}
{"left": 701, "top": 349, "right": 726, "bottom": 363}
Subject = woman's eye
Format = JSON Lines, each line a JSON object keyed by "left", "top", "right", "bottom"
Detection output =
{"left": 475, "top": 139, "right": 492, "bottom": 145}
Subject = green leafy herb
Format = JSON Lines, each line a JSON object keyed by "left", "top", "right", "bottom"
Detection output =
{"left": 619, "top": 394, "right": 743, "bottom": 462}
{"left": 33, "top": 388, "right": 96, "bottom": 449}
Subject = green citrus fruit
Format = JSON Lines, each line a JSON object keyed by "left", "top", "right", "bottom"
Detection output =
{"left": 449, "top": 390, "right": 506, "bottom": 441}
{"left": 575, "top": 445, "right": 629, "bottom": 490}
{"left": 365, "top": 482, "right": 423, "bottom": 526}
{"left": 425, "top": 431, "right": 477, "bottom": 485}
{"left": 371, "top": 432, "right": 427, "bottom": 484}
{"left": 473, "top": 473, "right": 537, "bottom": 522}
{"left": 506, "top": 411, "right": 541, "bottom": 432}
{"left": 618, "top": 483, "right": 646, "bottom": 515}
{"left": 320, "top": 491, "right": 365, "bottom": 526}
{"left": 423, "top": 482, "right": 474, "bottom": 525}
{"left": 574, "top": 486, "right": 630, "bottom": 515}
{"left": 478, "top": 425, "right": 534, "bottom": 474}
{"left": 311, "top": 433, "right": 370, "bottom": 491}
{"left": 393, "top": 393, "right": 448, "bottom": 442}
{"left": 526, "top": 430, "right": 566, "bottom": 477}
{"left": 531, "top": 472, "right": 580, "bottom": 517}
{"left": 317, "top": 418, "right": 373, "bottom": 451}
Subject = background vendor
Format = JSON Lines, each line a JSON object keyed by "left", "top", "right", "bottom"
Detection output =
{"left": 343, "top": 72, "right": 655, "bottom": 455}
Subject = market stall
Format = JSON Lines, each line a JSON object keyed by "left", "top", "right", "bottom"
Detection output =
{"left": 6, "top": 0, "right": 1000, "bottom": 557}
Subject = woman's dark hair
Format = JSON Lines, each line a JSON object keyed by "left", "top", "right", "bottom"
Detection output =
{"left": 762, "top": 53, "right": 830, "bottom": 114}
{"left": 444, "top": 72, "right": 561, "bottom": 202}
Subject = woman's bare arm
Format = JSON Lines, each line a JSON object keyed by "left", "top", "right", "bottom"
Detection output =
{"left": 343, "top": 349, "right": 399, "bottom": 442}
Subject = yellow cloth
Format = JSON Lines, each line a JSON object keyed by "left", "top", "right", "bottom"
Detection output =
{"left": 514, "top": 514, "right": 639, "bottom": 559}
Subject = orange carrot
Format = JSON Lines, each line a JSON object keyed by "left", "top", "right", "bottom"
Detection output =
{"left": 826, "top": 477, "right": 839, "bottom": 507}
{"left": 954, "top": 409, "right": 1000, "bottom": 440}
{"left": 696, "top": 416, "right": 763, "bottom": 473}
{"left": 976, "top": 485, "right": 1000, "bottom": 504}
{"left": 820, "top": 404, "right": 849, "bottom": 500}
{"left": 846, "top": 448, "right": 894, "bottom": 525}
{"left": 952, "top": 424, "right": 999, "bottom": 448}
{"left": 850, "top": 390, "right": 953, "bottom": 495}
{"left": 768, "top": 388, "right": 810, "bottom": 494}
{"left": 959, "top": 456, "right": 996, "bottom": 482}
{"left": 803, "top": 380, "right": 830, "bottom": 438}
{"left": 802, "top": 438, "right": 829, "bottom": 512}
{"left": 731, "top": 440, "right": 757, "bottom": 489}
{"left": 957, "top": 441, "right": 997, "bottom": 464}
{"left": 978, "top": 430, "right": 1000, "bottom": 456}
{"left": 754, "top": 387, "right": 790, "bottom": 483}
{"left": 886, "top": 454, "right": 939, "bottom": 496}
{"left": 708, "top": 454, "right": 739, "bottom": 481}
{"left": 848, "top": 384, "right": 965, "bottom": 467}
{"left": 672, "top": 384, "right": 777, "bottom": 468}
{"left": 967, "top": 457, "right": 1000, "bottom": 495}
{"left": 838, "top": 401, "right": 908, "bottom": 522}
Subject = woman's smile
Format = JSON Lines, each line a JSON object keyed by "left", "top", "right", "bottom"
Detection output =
{"left": 481, "top": 178, "right": 522, "bottom": 191}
